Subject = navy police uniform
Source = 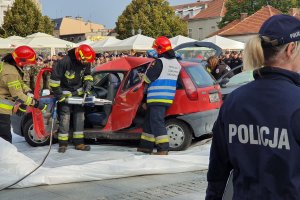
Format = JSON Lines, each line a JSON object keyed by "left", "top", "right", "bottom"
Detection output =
{"left": 139, "top": 50, "right": 181, "bottom": 152}
{"left": 206, "top": 67, "right": 300, "bottom": 200}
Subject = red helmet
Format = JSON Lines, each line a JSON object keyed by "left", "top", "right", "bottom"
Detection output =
{"left": 75, "top": 44, "right": 95, "bottom": 63}
{"left": 152, "top": 36, "right": 172, "bottom": 54}
{"left": 12, "top": 46, "right": 36, "bottom": 67}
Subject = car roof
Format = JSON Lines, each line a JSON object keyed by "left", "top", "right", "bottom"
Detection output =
{"left": 94, "top": 57, "right": 154, "bottom": 72}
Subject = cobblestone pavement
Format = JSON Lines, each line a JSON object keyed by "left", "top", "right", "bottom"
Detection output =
{"left": 0, "top": 170, "right": 208, "bottom": 200}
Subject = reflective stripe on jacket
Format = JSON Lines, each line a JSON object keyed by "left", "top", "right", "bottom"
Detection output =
{"left": 0, "top": 62, "right": 34, "bottom": 115}
{"left": 146, "top": 58, "right": 181, "bottom": 105}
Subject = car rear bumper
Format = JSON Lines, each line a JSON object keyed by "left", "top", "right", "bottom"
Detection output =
{"left": 177, "top": 109, "right": 219, "bottom": 137}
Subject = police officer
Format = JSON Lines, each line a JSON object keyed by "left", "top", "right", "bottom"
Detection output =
{"left": 49, "top": 44, "right": 95, "bottom": 153}
{"left": 137, "top": 36, "right": 181, "bottom": 155}
{"left": 0, "top": 46, "right": 46, "bottom": 143}
{"left": 206, "top": 14, "right": 300, "bottom": 199}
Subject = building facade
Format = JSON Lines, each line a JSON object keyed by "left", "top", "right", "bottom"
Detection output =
{"left": 173, "top": 0, "right": 226, "bottom": 40}
{"left": 53, "top": 16, "right": 109, "bottom": 43}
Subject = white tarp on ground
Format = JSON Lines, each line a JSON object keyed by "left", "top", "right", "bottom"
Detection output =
{"left": 201, "top": 35, "right": 245, "bottom": 50}
{"left": 0, "top": 135, "right": 211, "bottom": 189}
{"left": 170, "top": 35, "right": 197, "bottom": 48}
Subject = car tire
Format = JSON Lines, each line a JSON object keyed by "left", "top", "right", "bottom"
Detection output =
{"left": 166, "top": 119, "right": 192, "bottom": 151}
{"left": 23, "top": 118, "right": 50, "bottom": 147}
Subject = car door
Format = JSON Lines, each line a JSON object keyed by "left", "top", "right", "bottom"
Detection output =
{"left": 32, "top": 67, "right": 53, "bottom": 139}
{"left": 109, "top": 65, "right": 147, "bottom": 130}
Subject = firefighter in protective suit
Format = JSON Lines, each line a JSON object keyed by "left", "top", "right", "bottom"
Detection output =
{"left": 0, "top": 46, "right": 47, "bottom": 143}
{"left": 49, "top": 44, "right": 95, "bottom": 153}
{"left": 137, "top": 36, "right": 181, "bottom": 155}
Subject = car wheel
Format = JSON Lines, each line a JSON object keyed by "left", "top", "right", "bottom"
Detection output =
{"left": 166, "top": 119, "right": 192, "bottom": 151}
{"left": 23, "top": 118, "right": 50, "bottom": 147}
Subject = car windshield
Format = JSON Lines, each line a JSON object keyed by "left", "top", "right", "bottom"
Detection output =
{"left": 185, "top": 64, "right": 216, "bottom": 87}
{"left": 226, "top": 70, "right": 254, "bottom": 87}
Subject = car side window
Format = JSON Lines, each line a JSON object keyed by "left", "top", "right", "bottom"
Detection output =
{"left": 123, "top": 64, "right": 148, "bottom": 91}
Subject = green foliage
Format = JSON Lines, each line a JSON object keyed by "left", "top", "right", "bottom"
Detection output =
{"left": 219, "top": 0, "right": 299, "bottom": 28}
{"left": 115, "top": 0, "right": 187, "bottom": 39}
{"left": 1, "top": 0, "right": 54, "bottom": 37}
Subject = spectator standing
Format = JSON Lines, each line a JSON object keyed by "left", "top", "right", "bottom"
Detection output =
{"left": 229, "top": 51, "right": 243, "bottom": 74}
{"left": 207, "top": 56, "right": 233, "bottom": 80}
{"left": 206, "top": 14, "right": 300, "bottom": 200}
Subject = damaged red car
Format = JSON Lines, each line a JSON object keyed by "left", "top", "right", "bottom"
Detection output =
{"left": 12, "top": 42, "right": 223, "bottom": 150}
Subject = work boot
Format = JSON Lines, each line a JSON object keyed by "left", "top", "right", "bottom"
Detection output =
{"left": 58, "top": 145, "right": 67, "bottom": 153}
{"left": 152, "top": 151, "right": 168, "bottom": 155}
{"left": 137, "top": 147, "right": 153, "bottom": 154}
{"left": 75, "top": 144, "right": 91, "bottom": 151}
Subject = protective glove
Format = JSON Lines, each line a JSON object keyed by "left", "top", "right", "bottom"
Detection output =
{"left": 84, "top": 81, "right": 93, "bottom": 95}
{"left": 26, "top": 91, "right": 34, "bottom": 98}
{"left": 34, "top": 100, "right": 47, "bottom": 111}
{"left": 14, "top": 104, "right": 27, "bottom": 117}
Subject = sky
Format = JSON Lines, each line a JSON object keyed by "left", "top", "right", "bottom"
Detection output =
{"left": 40, "top": 0, "right": 194, "bottom": 28}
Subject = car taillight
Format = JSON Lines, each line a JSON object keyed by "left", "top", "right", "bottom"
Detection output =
{"left": 181, "top": 69, "right": 198, "bottom": 101}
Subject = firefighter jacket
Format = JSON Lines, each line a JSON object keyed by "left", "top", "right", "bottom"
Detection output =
{"left": 206, "top": 67, "right": 300, "bottom": 200}
{"left": 49, "top": 49, "right": 93, "bottom": 100}
{"left": 146, "top": 57, "right": 181, "bottom": 106}
{"left": 0, "top": 62, "right": 34, "bottom": 115}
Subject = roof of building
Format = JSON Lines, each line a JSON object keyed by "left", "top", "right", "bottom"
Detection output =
{"left": 172, "top": 1, "right": 207, "bottom": 10}
{"left": 215, "top": 5, "right": 281, "bottom": 36}
{"left": 53, "top": 17, "right": 104, "bottom": 36}
{"left": 191, "top": 0, "right": 226, "bottom": 19}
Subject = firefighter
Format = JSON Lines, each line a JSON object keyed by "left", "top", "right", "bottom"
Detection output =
{"left": 0, "top": 46, "right": 47, "bottom": 143}
{"left": 137, "top": 36, "right": 181, "bottom": 155}
{"left": 49, "top": 44, "right": 95, "bottom": 153}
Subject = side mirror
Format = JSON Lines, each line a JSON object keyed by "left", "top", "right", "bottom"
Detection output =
{"left": 218, "top": 78, "right": 229, "bottom": 88}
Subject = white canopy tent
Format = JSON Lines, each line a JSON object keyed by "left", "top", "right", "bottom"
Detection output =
{"left": 14, "top": 32, "right": 75, "bottom": 55}
{"left": 76, "top": 39, "right": 94, "bottom": 46}
{"left": 91, "top": 37, "right": 121, "bottom": 51}
{"left": 0, "top": 36, "right": 24, "bottom": 49}
{"left": 170, "top": 35, "right": 196, "bottom": 48}
{"left": 201, "top": 35, "right": 244, "bottom": 50}
{"left": 0, "top": 38, "right": 14, "bottom": 48}
{"left": 16, "top": 32, "right": 75, "bottom": 48}
{"left": 104, "top": 34, "right": 154, "bottom": 51}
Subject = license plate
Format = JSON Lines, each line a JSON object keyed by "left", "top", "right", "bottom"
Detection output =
{"left": 209, "top": 93, "right": 220, "bottom": 103}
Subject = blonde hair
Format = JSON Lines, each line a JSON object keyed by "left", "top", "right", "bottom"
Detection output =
{"left": 243, "top": 36, "right": 264, "bottom": 70}
{"left": 243, "top": 35, "right": 300, "bottom": 71}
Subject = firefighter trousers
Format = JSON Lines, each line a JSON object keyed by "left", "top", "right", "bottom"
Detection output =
{"left": 0, "top": 114, "right": 12, "bottom": 143}
{"left": 139, "top": 105, "right": 170, "bottom": 152}
{"left": 57, "top": 103, "right": 85, "bottom": 146}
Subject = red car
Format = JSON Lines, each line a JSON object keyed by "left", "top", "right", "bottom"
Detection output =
{"left": 12, "top": 42, "right": 223, "bottom": 150}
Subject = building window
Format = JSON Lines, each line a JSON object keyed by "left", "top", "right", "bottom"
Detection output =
{"left": 188, "top": 29, "right": 193, "bottom": 38}
{"left": 198, "top": 28, "right": 203, "bottom": 40}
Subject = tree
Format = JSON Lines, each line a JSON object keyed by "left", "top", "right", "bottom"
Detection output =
{"left": 1, "top": 0, "right": 54, "bottom": 37}
{"left": 219, "top": 0, "right": 298, "bottom": 28}
{"left": 115, "top": 0, "right": 187, "bottom": 39}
